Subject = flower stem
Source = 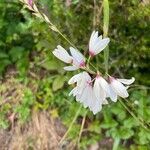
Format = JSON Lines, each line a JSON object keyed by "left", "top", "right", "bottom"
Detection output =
{"left": 22, "top": 1, "right": 77, "bottom": 50}
{"left": 103, "top": 0, "right": 109, "bottom": 74}
{"left": 119, "top": 99, "right": 150, "bottom": 131}
{"left": 77, "top": 110, "right": 87, "bottom": 147}
{"left": 55, "top": 27, "right": 77, "bottom": 49}
{"left": 59, "top": 105, "right": 82, "bottom": 144}
{"left": 86, "top": 56, "right": 91, "bottom": 69}
{"left": 112, "top": 138, "right": 120, "bottom": 150}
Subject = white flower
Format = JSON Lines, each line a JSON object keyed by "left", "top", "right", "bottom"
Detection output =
{"left": 89, "top": 31, "right": 110, "bottom": 56}
{"left": 108, "top": 76, "right": 135, "bottom": 102}
{"left": 53, "top": 45, "right": 85, "bottom": 71}
{"left": 52, "top": 45, "right": 73, "bottom": 63}
{"left": 68, "top": 72, "right": 91, "bottom": 97}
{"left": 69, "top": 72, "right": 102, "bottom": 114}
{"left": 64, "top": 47, "right": 85, "bottom": 71}
{"left": 93, "top": 75, "right": 110, "bottom": 103}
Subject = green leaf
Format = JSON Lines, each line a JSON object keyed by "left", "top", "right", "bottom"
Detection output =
{"left": 52, "top": 76, "right": 65, "bottom": 91}
{"left": 138, "top": 128, "right": 150, "bottom": 145}
{"left": 41, "top": 60, "right": 63, "bottom": 71}
{"left": 0, "top": 52, "right": 9, "bottom": 58}
{"left": 119, "top": 127, "right": 134, "bottom": 139}
{"left": 9, "top": 46, "right": 25, "bottom": 62}
{"left": 123, "top": 117, "right": 137, "bottom": 128}
{"left": 101, "top": 119, "right": 118, "bottom": 129}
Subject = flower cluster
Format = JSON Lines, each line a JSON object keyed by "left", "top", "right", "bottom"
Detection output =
{"left": 53, "top": 31, "right": 135, "bottom": 114}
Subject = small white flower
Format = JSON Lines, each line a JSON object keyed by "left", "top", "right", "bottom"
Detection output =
{"left": 68, "top": 72, "right": 91, "bottom": 96}
{"left": 108, "top": 76, "right": 135, "bottom": 102}
{"left": 52, "top": 45, "right": 73, "bottom": 63}
{"left": 89, "top": 31, "right": 110, "bottom": 56}
{"left": 70, "top": 47, "right": 85, "bottom": 67}
{"left": 93, "top": 75, "right": 110, "bottom": 103}
{"left": 53, "top": 46, "right": 85, "bottom": 71}
{"left": 65, "top": 47, "right": 85, "bottom": 71}
{"left": 69, "top": 72, "right": 102, "bottom": 114}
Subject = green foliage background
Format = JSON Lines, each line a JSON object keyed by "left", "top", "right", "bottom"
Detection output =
{"left": 0, "top": 0, "right": 150, "bottom": 149}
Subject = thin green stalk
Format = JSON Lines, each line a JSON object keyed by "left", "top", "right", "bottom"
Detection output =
{"left": 77, "top": 110, "right": 87, "bottom": 147}
{"left": 22, "top": 1, "right": 77, "bottom": 50}
{"left": 104, "top": 46, "right": 109, "bottom": 74}
{"left": 59, "top": 105, "right": 82, "bottom": 144}
{"left": 126, "top": 100, "right": 150, "bottom": 128}
{"left": 119, "top": 100, "right": 150, "bottom": 132}
{"left": 55, "top": 27, "right": 77, "bottom": 49}
{"left": 103, "top": 0, "right": 109, "bottom": 74}
{"left": 87, "top": 56, "right": 91, "bottom": 67}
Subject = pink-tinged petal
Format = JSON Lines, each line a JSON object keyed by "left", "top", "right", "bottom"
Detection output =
{"left": 89, "top": 51, "right": 95, "bottom": 57}
{"left": 93, "top": 35, "right": 103, "bottom": 46}
{"left": 76, "top": 73, "right": 91, "bottom": 96}
{"left": 82, "top": 72, "right": 91, "bottom": 82}
{"left": 98, "top": 76, "right": 110, "bottom": 95}
{"left": 108, "top": 85, "right": 117, "bottom": 102}
{"left": 76, "top": 84, "right": 89, "bottom": 107}
{"left": 70, "top": 47, "right": 85, "bottom": 67}
{"left": 64, "top": 66, "right": 78, "bottom": 71}
{"left": 89, "top": 91, "right": 102, "bottom": 115}
{"left": 89, "top": 31, "right": 110, "bottom": 56}
{"left": 93, "top": 78, "right": 106, "bottom": 102}
{"left": 111, "top": 79, "right": 129, "bottom": 98}
{"left": 94, "top": 38, "right": 110, "bottom": 55}
{"left": 89, "top": 31, "right": 95, "bottom": 49}
{"left": 68, "top": 73, "right": 82, "bottom": 84}
{"left": 82, "top": 85, "right": 93, "bottom": 108}
{"left": 93, "top": 76, "right": 110, "bottom": 102}
{"left": 89, "top": 31, "right": 98, "bottom": 55}
{"left": 28, "top": 0, "right": 33, "bottom": 7}
{"left": 117, "top": 77, "right": 135, "bottom": 85}
{"left": 52, "top": 45, "right": 73, "bottom": 63}
{"left": 89, "top": 31, "right": 97, "bottom": 49}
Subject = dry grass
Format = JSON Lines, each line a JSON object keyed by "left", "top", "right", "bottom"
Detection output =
{"left": 0, "top": 68, "right": 71, "bottom": 150}
{"left": 0, "top": 111, "right": 67, "bottom": 150}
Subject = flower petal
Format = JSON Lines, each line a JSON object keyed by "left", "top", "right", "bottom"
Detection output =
{"left": 94, "top": 38, "right": 110, "bottom": 55}
{"left": 70, "top": 47, "right": 85, "bottom": 66}
{"left": 111, "top": 79, "right": 129, "bottom": 98}
{"left": 108, "top": 85, "right": 117, "bottom": 102}
{"left": 82, "top": 85, "right": 93, "bottom": 108}
{"left": 89, "top": 91, "right": 102, "bottom": 115}
{"left": 69, "top": 87, "right": 78, "bottom": 96}
{"left": 98, "top": 76, "right": 111, "bottom": 95}
{"left": 93, "top": 78, "right": 106, "bottom": 102}
{"left": 68, "top": 72, "right": 82, "bottom": 84}
{"left": 64, "top": 66, "right": 78, "bottom": 71}
{"left": 89, "top": 31, "right": 98, "bottom": 50}
{"left": 89, "top": 31, "right": 103, "bottom": 55}
{"left": 52, "top": 45, "right": 73, "bottom": 63}
{"left": 117, "top": 77, "right": 135, "bottom": 85}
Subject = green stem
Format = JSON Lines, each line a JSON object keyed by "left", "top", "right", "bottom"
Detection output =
{"left": 59, "top": 105, "right": 82, "bottom": 144}
{"left": 119, "top": 100, "right": 150, "bottom": 132}
{"left": 112, "top": 138, "right": 120, "bottom": 150}
{"left": 82, "top": 67, "right": 96, "bottom": 75}
{"left": 104, "top": 46, "right": 109, "bottom": 74}
{"left": 56, "top": 27, "right": 77, "bottom": 49}
{"left": 86, "top": 56, "right": 91, "bottom": 69}
{"left": 103, "top": 0, "right": 109, "bottom": 74}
